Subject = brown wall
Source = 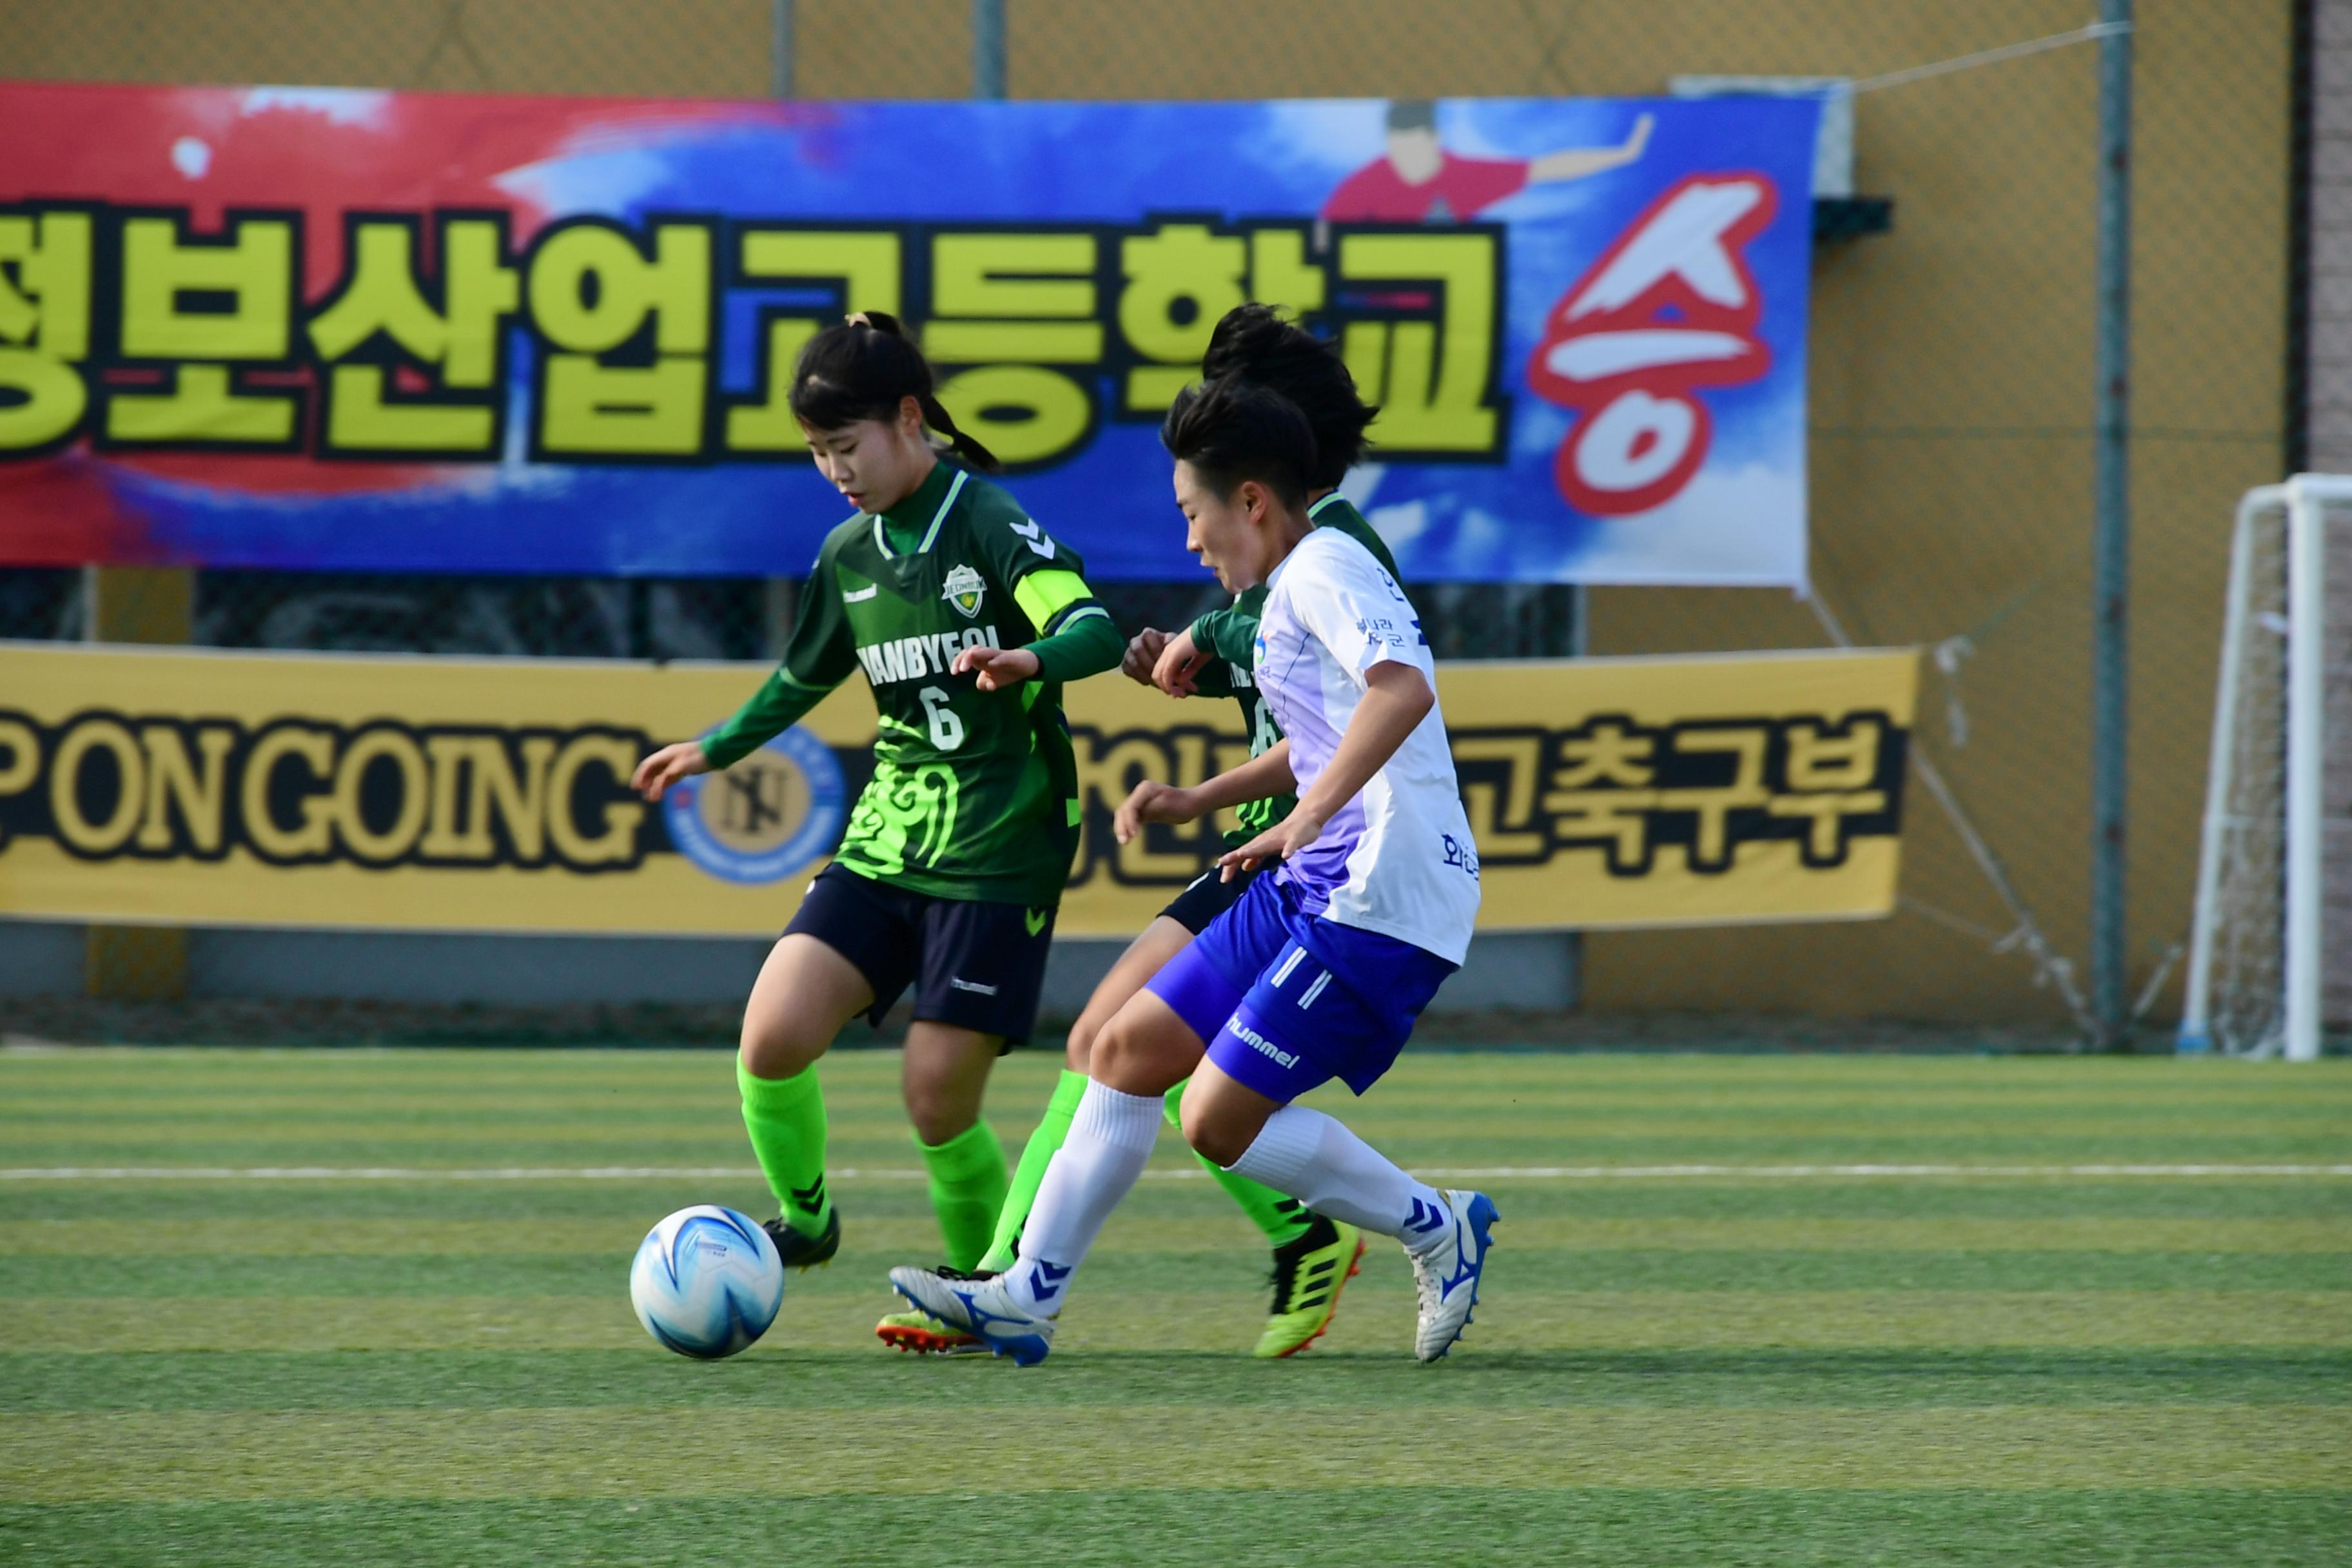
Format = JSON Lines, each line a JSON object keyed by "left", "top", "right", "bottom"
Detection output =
{"left": 0, "top": 0, "right": 2298, "bottom": 1023}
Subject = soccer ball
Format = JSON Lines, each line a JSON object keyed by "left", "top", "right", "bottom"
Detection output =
{"left": 629, "top": 1205, "right": 785, "bottom": 1359}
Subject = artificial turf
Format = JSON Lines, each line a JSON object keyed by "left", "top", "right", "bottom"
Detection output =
{"left": 1, "top": 1047, "right": 2346, "bottom": 1566}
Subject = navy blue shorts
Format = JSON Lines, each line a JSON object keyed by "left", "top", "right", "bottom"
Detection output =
{"left": 785, "top": 864, "right": 1056, "bottom": 1044}
{"left": 1144, "top": 874, "right": 1456, "bottom": 1100}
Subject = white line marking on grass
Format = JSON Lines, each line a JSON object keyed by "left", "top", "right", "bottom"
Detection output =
{"left": 3, "top": 1163, "right": 2349, "bottom": 1181}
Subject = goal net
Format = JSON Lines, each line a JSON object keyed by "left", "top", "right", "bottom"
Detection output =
{"left": 2180, "top": 476, "right": 2352, "bottom": 1059}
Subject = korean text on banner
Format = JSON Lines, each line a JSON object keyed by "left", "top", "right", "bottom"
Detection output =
{"left": 0, "top": 642, "right": 1914, "bottom": 936}
{"left": 0, "top": 84, "right": 1818, "bottom": 587}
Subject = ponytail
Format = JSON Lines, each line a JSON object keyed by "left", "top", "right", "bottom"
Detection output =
{"left": 1200, "top": 303, "right": 1375, "bottom": 489}
{"left": 789, "top": 311, "right": 1001, "bottom": 473}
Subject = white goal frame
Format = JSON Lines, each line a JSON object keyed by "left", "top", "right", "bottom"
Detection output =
{"left": 2179, "top": 474, "right": 2352, "bottom": 1061}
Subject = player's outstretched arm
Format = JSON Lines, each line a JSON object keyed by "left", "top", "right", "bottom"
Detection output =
{"left": 1219, "top": 661, "right": 1433, "bottom": 876}
{"left": 1113, "top": 740, "right": 1295, "bottom": 844}
{"left": 1122, "top": 627, "right": 1170, "bottom": 685}
{"left": 1124, "top": 626, "right": 1235, "bottom": 698}
{"left": 1150, "top": 625, "right": 1215, "bottom": 697}
{"left": 953, "top": 565, "right": 1124, "bottom": 692}
{"left": 1528, "top": 110, "right": 1652, "bottom": 184}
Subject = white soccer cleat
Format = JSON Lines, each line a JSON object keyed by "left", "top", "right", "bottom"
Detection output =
{"left": 1404, "top": 1188, "right": 1499, "bottom": 1363}
{"left": 888, "top": 1264, "right": 1058, "bottom": 1367}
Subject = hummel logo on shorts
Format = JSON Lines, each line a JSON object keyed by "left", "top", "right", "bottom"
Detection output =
{"left": 1225, "top": 1016, "right": 1299, "bottom": 1069}
{"left": 949, "top": 977, "right": 999, "bottom": 996}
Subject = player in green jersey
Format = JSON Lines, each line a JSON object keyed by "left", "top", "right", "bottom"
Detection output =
{"left": 632, "top": 314, "right": 1123, "bottom": 1350}
{"left": 923, "top": 305, "right": 1412, "bottom": 1359}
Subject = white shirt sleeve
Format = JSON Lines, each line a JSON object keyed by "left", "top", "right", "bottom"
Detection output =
{"left": 1287, "top": 532, "right": 1433, "bottom": 681}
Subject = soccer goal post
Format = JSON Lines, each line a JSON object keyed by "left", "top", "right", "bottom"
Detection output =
{"left": 2180, "top": 475, "right": 2352, "bottom": 1060}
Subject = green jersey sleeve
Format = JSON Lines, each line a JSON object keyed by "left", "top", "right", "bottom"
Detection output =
{"left": 1190, "top": 591, "right": 1264, "bottom": 669}
{"left": 701, "top": 551, "right": 859, "bottom": 769}
{"left": 963, "top": 489, "right": 1119, "bottom": 683}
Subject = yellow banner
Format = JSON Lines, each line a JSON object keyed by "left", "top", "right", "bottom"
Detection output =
{"left": 0, "top": 641, "right": 1914, "bottom": 936}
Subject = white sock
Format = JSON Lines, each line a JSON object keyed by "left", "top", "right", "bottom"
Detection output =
{"left": 1007, "top": 1080, "right": 1163, "bottom": 1312}
{"left": 1226, "top": 1105, "right": 1451, "bottom": 1254}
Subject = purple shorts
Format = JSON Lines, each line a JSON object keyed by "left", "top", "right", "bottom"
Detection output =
{"left": 1144, "top": 874, "right": 1456, "bottom": 1101}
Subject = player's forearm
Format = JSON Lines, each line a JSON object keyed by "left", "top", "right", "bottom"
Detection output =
{"left": 1293, "top": 665, "right": 1434, "bottom": 825}
{"left": 702, "top": 670, "right": 825, "bottom": 769}
{"left": 1021, "top": 607, "right": 1122, "bottom": 684}
{"left": 1190, "top": 738, "right": 1295, "bottom": 812}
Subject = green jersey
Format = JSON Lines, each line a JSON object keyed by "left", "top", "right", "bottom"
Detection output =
{"left": 704, "top": 461, "right": 1120, "bottom": 907}
{"left": 1188, "top": 493, "right": 1406, "bottom": 846}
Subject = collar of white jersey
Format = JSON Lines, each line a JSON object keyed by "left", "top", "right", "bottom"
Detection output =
{"left": 1265, "top": 524, "right": 1329, "bottom": 592}
{"left": 1307, "top": 491, "right": 1346, "bottom": 520}
{"left": 870, "top": 466, "right": 968, "bottom": 559}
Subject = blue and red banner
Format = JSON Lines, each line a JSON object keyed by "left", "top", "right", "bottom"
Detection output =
{"left": 0, "top": 84, "right": 1818, "bottom": 584}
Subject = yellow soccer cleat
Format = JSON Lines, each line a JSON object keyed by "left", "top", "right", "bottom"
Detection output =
{"left": 1253, "top": 1215, "right": 1366, "bottom": 1358}
{"left": 875, "top": 1306, "right": 986, "bottom": 1356}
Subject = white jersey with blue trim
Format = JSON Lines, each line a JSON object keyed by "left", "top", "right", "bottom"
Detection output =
{"left": 1252, "top": 525, "right": 1481, "bottom": 964}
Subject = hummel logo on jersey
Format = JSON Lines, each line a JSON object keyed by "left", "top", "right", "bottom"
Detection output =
{"left": 1224, "top": 1017, "right": 1298, "bottom": 1070}
{"left": 1007, "top": 518, "right": 1056, "bottom": 560}
{"left": 1024, "top": 908, "right": 1050, "bottom": 937}
{"left": 941, "top": 563, "right": 986, "bottom": 618}
{"left": 855, "top": 625, "right": 999, "bottom": 686}
{"left": 948, "top": 977, "right": 999, "bottom": 996}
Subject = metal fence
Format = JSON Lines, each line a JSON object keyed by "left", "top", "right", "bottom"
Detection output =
{"left": 0, "top": 0, "right": 2308, "bottom": 1046}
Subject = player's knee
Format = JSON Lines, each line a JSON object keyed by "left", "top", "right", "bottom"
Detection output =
{"left": 1180, "top": 1097, "right": 1253, "bottom": 1168}
{"left": 900, "top": 1060, "right": 979, "bottom": 1146}
{"left": 738, "top": 1015, "right": 825, "bottom": 1081}
{"left": 1086, "top": 1012, "right": 1149, "bottom": 1088}
{"left": 1064, "top": 1012, "right": 1101, "bottom": 1072}
{"left": 903, "top": 1092, "right": 974, "bottom": 1147}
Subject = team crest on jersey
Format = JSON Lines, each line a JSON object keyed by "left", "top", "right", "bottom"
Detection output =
{"left": 941, "top": 564, "right": 987, "bottom": 619}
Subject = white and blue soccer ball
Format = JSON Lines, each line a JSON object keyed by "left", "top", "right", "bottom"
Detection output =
{"left": 629, "top": 1205, "right": 785, "bottom": 1359}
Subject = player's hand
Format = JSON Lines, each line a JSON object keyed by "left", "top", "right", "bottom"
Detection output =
{"left": 1122, "top": 627, "right": 1171, "bottom": 685}
{"left": 1152, "top": 627, "right": 1212, "bottom": 698}
{"left": 1217, "top": 807, "right": 1327, "bottom": 880}
{"left": 951, "top": 643, "right": 1042, "bottom": 692}
{"left": 1113, "top": 779, "right": 1203, "bottom": 844}
{"left": 632, "top": 740, "right": 712, "bottom": 802}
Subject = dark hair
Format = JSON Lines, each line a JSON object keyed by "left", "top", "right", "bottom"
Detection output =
{"left": 1200, "top": 303, "right": 1377, "bottom": 489}
{"left": 1386, "top": 99, "right": 1437, "bottom": 133}
{"left": 1160, "top": 377, "right": 1317, "bottom": 513}
{"left": 788, "top": 311, "right": 999, "bottom": 473}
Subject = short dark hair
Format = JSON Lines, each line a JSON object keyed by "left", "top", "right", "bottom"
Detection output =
{"left": 789, "top": 310, "right": 999, "bottom": 472}
{"left": 1386, "top": 99, "right": 1437, "bottom": 133}
{"left": 1200, "top": 303, "right": 1377, "bottom": 488}
{"left": 1160, "top": 377, "right": 1317, "bottom": 513}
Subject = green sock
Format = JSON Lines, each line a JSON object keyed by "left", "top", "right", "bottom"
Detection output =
{"left": 1163, "top": 1080, "right": 1316, "bottom": 1250}
{"left": 918, "top": 1119, "right": 1010, "bottom": 1273}
{"left": 979, "top": 1068, "right": 1088, "bottom": 1272}
{"left": 738, "top": 1060, "right": 832, "bottom": 1238}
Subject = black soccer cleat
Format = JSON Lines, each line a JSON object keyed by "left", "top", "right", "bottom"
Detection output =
{"left": 761, "top": 1206, "right": 841, "bottom": 1271}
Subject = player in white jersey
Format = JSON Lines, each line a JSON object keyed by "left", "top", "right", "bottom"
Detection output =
{"left": 891, "top": 377, "right": 1495, "bottom": 1365}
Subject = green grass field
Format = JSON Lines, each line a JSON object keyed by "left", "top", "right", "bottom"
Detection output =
{"left": 3, "top": 1046, "right": 2348, "bottom": 1567}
